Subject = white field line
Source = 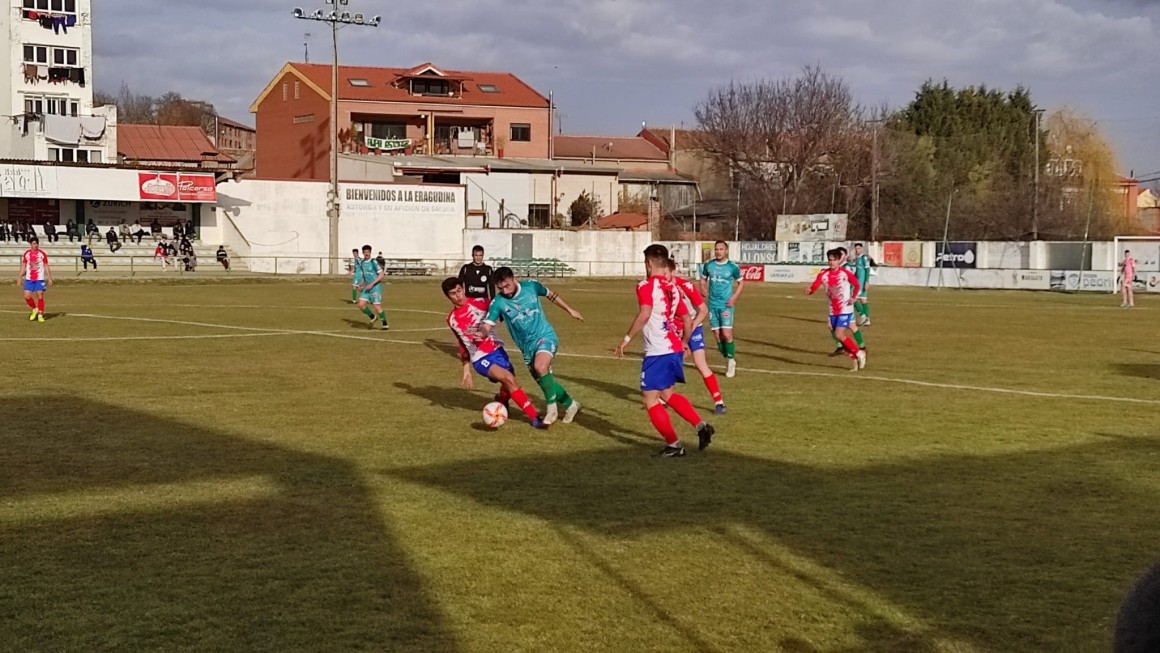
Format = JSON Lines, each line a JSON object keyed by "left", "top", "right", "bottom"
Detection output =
{"left": 0, "top": 333, "right": 290, "bottom": 342}
{"left": 72, "top": 303, "right": 447, "bottom": 315}
{"left": 6, "top": 309, "right": 1156, "bottom": 406}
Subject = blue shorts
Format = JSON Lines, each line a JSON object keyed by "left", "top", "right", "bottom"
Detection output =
{"left": 23, "top": 280, "right": 46, "bottom": 293}
{"left": 829, "top": 313, "right": 854, "bottom": 330}
{"left": 708, "top": 306, "right": 734, "bottom": 330}
{"left": 521, "top": 336, "right": 559, "bottom": 367}
{"left": 687, "top": 325, "right": 706, "bottom": 353}
{"left": 641, "top": 353, "right": 686, "bottom": 392}
{"left": 473, "top": 349, "right": 515, "bottom": 378}
{"left": 359, "top": 287, "right": 382, "bottom": 305}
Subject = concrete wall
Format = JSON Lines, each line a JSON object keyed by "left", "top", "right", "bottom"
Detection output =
{"left": 212, "top": 178, "right": 330, "bottom": 273}
{"left": 465, "top": 228, "right": 654, "bottom": 276}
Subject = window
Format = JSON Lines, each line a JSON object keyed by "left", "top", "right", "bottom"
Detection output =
{"left": 294, "top": 81, "right": 301, "bottom": 99}
{"left": 478, "top": 84, "right": 499, "bottom": 93}
{"left": 411, "top": 79, "right": 450, "bottom": 96}
{"left": 89, "top": 150, "right": 102, "bottom": 163}
{"left": 510, "top": 123, "right": 531, "bottom": 142}
{"left": 527, "top": 204, "right": 550, "bottom": 229}
{"left": 282, "top": 83, "right": 287, "bottom": 101}
{"left": 60, "top": 148, "right": 74, "bottom": 162}
{"left": 49, "top": 147, "right": 101, "bottom": 163}
{"left": 367, "top": 122, "right": 406, "bottom": 139}
{"left": 25, "top": 0, "right": 74, "bottom": 13}
{"left": 24, "top": 96, "right": 43, "bottom": 114}
{"left": 70, "top": 100, "right": 78, "bottom": 117}
{"left": 23, "top": 45, "right": 48, "bottom": 64}
{"left": 292, "top": 114, "right": 315, "bottom": 124}
{"left": 348, "top": 78, "right": 370, "bottom": 87}
{"left": 76, "top": 149, "right": 88, "bottom": 163}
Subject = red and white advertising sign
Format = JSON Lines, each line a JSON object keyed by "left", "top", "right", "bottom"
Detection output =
{"left": 138, "top": 173, "right": 179, "bottom": 201}
{"left": 138, "top": 173, "right": 216, "bottom": 202}
{"left": 177, "top": 174, "right": 216, "bottom": 202}
{"left": 741, "top": 265, "right": 766, "bottom": 283}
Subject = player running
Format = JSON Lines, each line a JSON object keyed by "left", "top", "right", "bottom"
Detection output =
{"left": 831, "top": 247, "right": 867, "bottom": 356}
{"left": 807, "top": 248, "right": 866, "bottom": 371}
{"left": 700, "top": 241, "right": 744, "bottom": 378}
{"left": 665, "top": 257, "right": 726, "bottom": 415}
{"left": 479, "top": 267, "right": 583, "bottom": 426}
{"left": 353, "top": 245, "right": 389, "bottom": 330}
{"left": 852, "top": 243, "right": 873, "bottom": 325}
{"left": 19, "top": 236, "right": 52, "bottom": 323}
{"left": 615, "top": 244, "right": 715, "bottom": 457}
{"left": 1120, "top": 249, "right": 1136, "bottom": 308}
{"left": 442, "top": 277, "right": 546, "bottom": 429}
{"left": 348, "top": 248, "right": 360, "bottom": 304}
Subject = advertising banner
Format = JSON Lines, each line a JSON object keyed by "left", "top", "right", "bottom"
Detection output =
{"left": 786, "top": 242, "right": 825, "bottom": 264}
{"left": 341, "top": 184, "right": 464, "bottom": 219}
{"left": 882, "top": 241, "right": 922, "bottom": 267}
{"left": 177, "top": 174, "right": 217, "bottom": 202}
{"left": 934, "top": 242, "right": 978, "bottom": 268}
{"left": 1010, "top": 270, "right": 1050, "bottom": 291}
{"left": 776, "top": 214, "right": 848, "bottom": 242}
{"left": 763, "top": 265, "right": 820, "bottom": 284}
{"left": 0, "top": 164, "right": 57, "bottom": 198}
{"left": 740, "top": 265, "right": 765, "bottom": 283}
{"left": 738, "top": 241, "right": 779, "bottom": 265}
{"left": 138, "top": 173, "right": 179, "bottom": 201}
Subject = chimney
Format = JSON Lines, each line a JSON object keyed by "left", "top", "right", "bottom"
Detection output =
{"left": 647, "top": 195, "right": 661, "bottom": 237}
{"left": 669, "top": 124, "right": 676, "bottom": 169}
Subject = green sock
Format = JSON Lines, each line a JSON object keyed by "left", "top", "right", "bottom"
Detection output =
{"left": 831, "top": 331, "right": 842, "bottom": 347}
{"left": 853, "top": 303, "right": 865, "bottom": 319}
{"left": 862, "top": 303, "right": 870, "bottom": 319}
{"left": 351, "top": 288, "right": 358, "bottom": 302}
{"left": 717, "top": 341, "right": 726, "bottom": 356}
{"left": 380, "top": 309, "right": 388, "bottom": 324}
{"left": 361, "top": 306, "right": 375, "bottom": 319}
{"left": 853, "top": 330, "right": 865, "bottom": 348}
{"left": 724, "top": 342, "right": 736, "bottom": 359}
{"left": 554, "top": 380, "right": 575, "bottom": 409}
{"left": 537, "top": 374, "right": 559, "bottom": 405}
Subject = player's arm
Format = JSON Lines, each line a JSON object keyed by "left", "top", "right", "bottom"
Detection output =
{"left": 726, "top": 265, "right": 744, "bottom": 307}
{"left": 614, "top": 303, "right": 653, "bottom": 358}
{"left": 805, "top": 272, "right": 825, "bottom": 295}
{"left": 43, "top": 255, "right": 52, "bottom": 286}
{"left": 449, "top": 320, "right": 474, "bottom": 389}
{"left": 17, "top": 257, "right": 26, "bottom": 283}
{"left": 698, "top": 264, "right": 709, "bottom": 297}
{"left": 683, "top": 285, "right": 709, "bottom": 331}
{"left": 843, "top": 268, "right": 860, "bottom": 303}
{"left": 675, "top": 297, "right": 694, "bottom": 350}
{"left": 536, "top": 281, "right": 583, "bottom": 322}
{"left": 478, "top": 302, "right": 501, "bottom": 339}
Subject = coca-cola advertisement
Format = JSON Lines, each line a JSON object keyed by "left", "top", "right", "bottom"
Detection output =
{"left": 740, "top": 265, "right": 766, "bottom": 283}
{"left": 177, "top": 174, "right": 217, "bottom": 202}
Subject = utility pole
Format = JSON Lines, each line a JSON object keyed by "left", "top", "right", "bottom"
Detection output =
{"left": 867, "top": 118, "right": 883, "bottom": 242}
{"left": 292, "top": 1, "right": 380, "bottom": 274}
{"left": 1032, "top": 108, "right": 1044, "bottom": 241}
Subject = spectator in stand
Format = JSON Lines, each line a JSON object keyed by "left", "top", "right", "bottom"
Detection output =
{"left": 44, "top": 220, "right": 59, "bottom": 243}
{"left": 65, "top": 219, "right": 77, "bottom": 242}
{"left": 80, "top": 243, "right": 97, "bottom": 270}
{"left": 118, "top": 219, "right": 130, "bottom": 244}
{"left": 85, "top": 219, "right": 99, "bottom": 245}
{"left": 154, "top": 240, "right": 169, "bottom": 271}
{"left": 165, "top": 239, "right": 178, "bottom": 260}
{"left": 183, "top": 251, "right": 198, "bottom": 272}
{"left": 150, "top": 219, "right": 162, "bottom": 242}
{"left": 216, "top": 246, "right": 230, "bottom": 271}
{"left": 130, "top": 219, "right": 146, "bottom": 244}
{"left": 174, "top": 220, "right": 185, "bottom": 242}
{"left": 376, "top": 251, "right": 387, "bottom": 270}
{"left": 179, "top": 236, "right": 193, "bottom": 257}
{"left": 106, "top": 227, "right": 122, "bottom": 253}
{"left": 0, "top": 222, "right": 9, "bottom": 242}
{"left": 185, "top": 221, "right": 196, "bottom": 241}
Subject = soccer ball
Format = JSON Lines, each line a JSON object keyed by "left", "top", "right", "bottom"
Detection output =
{"left": 482, "top": 401, "right": 508, "bottom": 429}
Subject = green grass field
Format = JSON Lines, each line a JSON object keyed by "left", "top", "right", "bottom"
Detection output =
{"left": 0, "top": 278, "right": 1156, "bottom": 652}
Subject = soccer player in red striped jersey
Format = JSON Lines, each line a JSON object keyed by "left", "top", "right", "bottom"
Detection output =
{"left": 442, "top": 277, "right": 546, "bottom": 429}
{"left": 19, "top": 237, "right": 52, "bottom": 323}
{"left": 665, "top": 257, "right": 726, "bottom": 414}
{"left": 806, "top": 248, "right": 866, "bottom": 371}
{"left": 615, "top": 244, "right": 715, "bottom": 457}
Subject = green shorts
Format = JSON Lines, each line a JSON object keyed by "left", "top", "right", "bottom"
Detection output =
{"left": 708, "top": 306, "right": 734, "bottom": 330}
{"left": 521, "top": 335, "right": 559, "bottom": 367}
{"left": 359, "top": 287, "right": 382, "bottom": 305}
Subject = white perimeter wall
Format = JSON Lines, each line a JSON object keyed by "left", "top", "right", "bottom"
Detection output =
{"left": 465, "top": 228, "right": 654, "bottom": 276}
{"left": 210, "top": 179, "right": 330, "bottom": 273}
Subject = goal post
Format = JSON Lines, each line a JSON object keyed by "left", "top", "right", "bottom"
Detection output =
{"left": 1112, "top": 236, "right": 1160, "bottom": 294}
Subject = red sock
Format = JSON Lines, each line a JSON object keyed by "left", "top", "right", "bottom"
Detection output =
{"left": 36, "top": 298, "right": 44, "bottom": 313}
{"left": 497, "top": 388, "right": 511, "bottom": 404}
{"left": 842, "top": 338, "right": 860, "bottom": 357}
{"left": 25, "top": 297, "right": 35, "bottom": 308}
{"left": 664, "top": 393, "right": 702, "bottom": 427}
{"left": 702, "top": 373, "right": 723, "bottom": 404}
{"left": 510, "top": 388, "right": 539, "bottom": 422}
{"left": 647, "top": 404, "right": 680, "bottom": 445}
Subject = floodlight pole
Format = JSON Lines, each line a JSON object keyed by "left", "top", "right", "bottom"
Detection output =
{"left": 293, "top": 1, "right": 380, "bottom": 274}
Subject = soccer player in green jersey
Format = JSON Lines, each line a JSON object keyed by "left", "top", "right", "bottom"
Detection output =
{"left": 353, "top": 245, "right": 389, "bottom": 330}
{"left": 852, "top": 243, "right": 872, "bottom": 326}
{"left": 348, "top": 248, "right": 360, "bottom": 304}
{"left": 479, "top": 267, "right": 584, "bottom": 426}
{"left": 699, "top": 241, "right": 744, "bottom": 378}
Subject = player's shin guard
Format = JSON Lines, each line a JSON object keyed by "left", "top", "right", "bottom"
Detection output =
{"left": 36, "top": 298, "right": 44, "bottom": 314}
{"left": 862, "top": 303, "right": 871, "bottom": 319}
{"left": 665, "top": 393, "right": 702, "bottom": 427}
{"left": 497, "top": 388, "right": 511, "bottom": 405}
{"left": 351, "top": 288, "right": 358, "bottom": 302}
{"left": 853, "top": 330, "right": 865, "bottom": 348}
{"left": 510, "top": 388, "right": 539, "bottom": 421}
{"left": 702, "top": 373, "right": 723, "bottom": 404}
{"left": 842, "top": 337, "right": 860, "bottom": 357}
{"left": 361, "top": 306, "right": 376, "bottom": 319}
{"left": 537, "top": 374, "right": 560, "bottom": 405}
{"left": 647, "top": 404, "right": 680, "bottom": 445}
{"left": 723, "top": 342, "right": 736, "bottom": 359}
{"left": 24, "top": 297, "right": 35, "bottom": 308}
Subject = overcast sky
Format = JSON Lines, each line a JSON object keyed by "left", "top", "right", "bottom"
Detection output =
{"left": 93, "top": 0, "right": 1160, "bottom": 178}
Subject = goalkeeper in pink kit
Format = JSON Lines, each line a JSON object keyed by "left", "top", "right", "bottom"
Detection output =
{"left": 806, "top": 248, "right": 866, "bottom": 371}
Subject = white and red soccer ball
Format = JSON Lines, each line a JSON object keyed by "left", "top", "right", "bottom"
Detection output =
{"left": 482, "top": 402, "right": 508, "bottom": 428}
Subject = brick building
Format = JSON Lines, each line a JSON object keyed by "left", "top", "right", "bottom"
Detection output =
{"left": 250, "top": 62, "right": 551, "bottom": 180}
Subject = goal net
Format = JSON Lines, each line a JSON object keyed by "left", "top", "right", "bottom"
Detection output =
{"left": 1113, "top": 236, "right": 1160, "bottom": 294}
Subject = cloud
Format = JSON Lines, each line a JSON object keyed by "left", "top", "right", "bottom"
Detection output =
{"left": 90, "top": 0, "right": 1160, "bottom": 171}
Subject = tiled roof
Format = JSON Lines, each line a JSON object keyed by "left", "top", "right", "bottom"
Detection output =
{"left": 639, "top": 128, "right": 706, "bottom": 153}
{"left": 118, "top": 125, "right": 235, "bottom": 164}
{"left": 553, "top": 136, "right": 668, "bottom": 161}
{"left": 287, "top": 63, "right": 549, "bottom": 108}
{"left": 596, "top": 212, "right": 650, "bottom": 230}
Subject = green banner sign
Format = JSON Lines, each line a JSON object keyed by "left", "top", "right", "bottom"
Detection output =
{"left": 365, "top": 137, "right": 411, "bottom": 151}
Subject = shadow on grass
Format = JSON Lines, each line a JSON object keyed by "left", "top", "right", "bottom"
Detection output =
{"left": 0, "top": 396, "right": 456, "bottom": 652}
{"left": 391, "top": 435, "right": 1160, "bottom": 651}
{"left": 1115, "top": 364, "right": 1160, "bottom": 381}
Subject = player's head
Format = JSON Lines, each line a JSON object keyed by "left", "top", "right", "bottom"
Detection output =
{"left": 441, "top": 277, "right": 466, "bottom": 306}
{"left": 471, "top": 245, "right": 485, "bottom": 264}
{"left": 29, "top": 236, "right": 39, "bottom": 250}
{"left": 351, "top": 248, "right": 358, "bottom": 256}
{"left": 494, "top": 266, "right": 518, "bottom": 297}
{"left": 361, "top": 245, "right": 372, "bottom": 259}
{"left": 643, "top": 244, "right": 669, "bottom": 276}
{"left": 826, "top": 248, "right": 842, "bottom": 269}
{"left": 1125, "top": 250, "right": 1132, "bottom": 256}
{"left": 836, "top": 246, "right": 849, "bottom": 263}
{"left": 854, "top": 243, "right": 864, "bottom": 254}
{"left": 714, "top": 241, "right": 728, "bottom": 261}
{"left": 663, "top": 257, "right": 678, "bottom": 280}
